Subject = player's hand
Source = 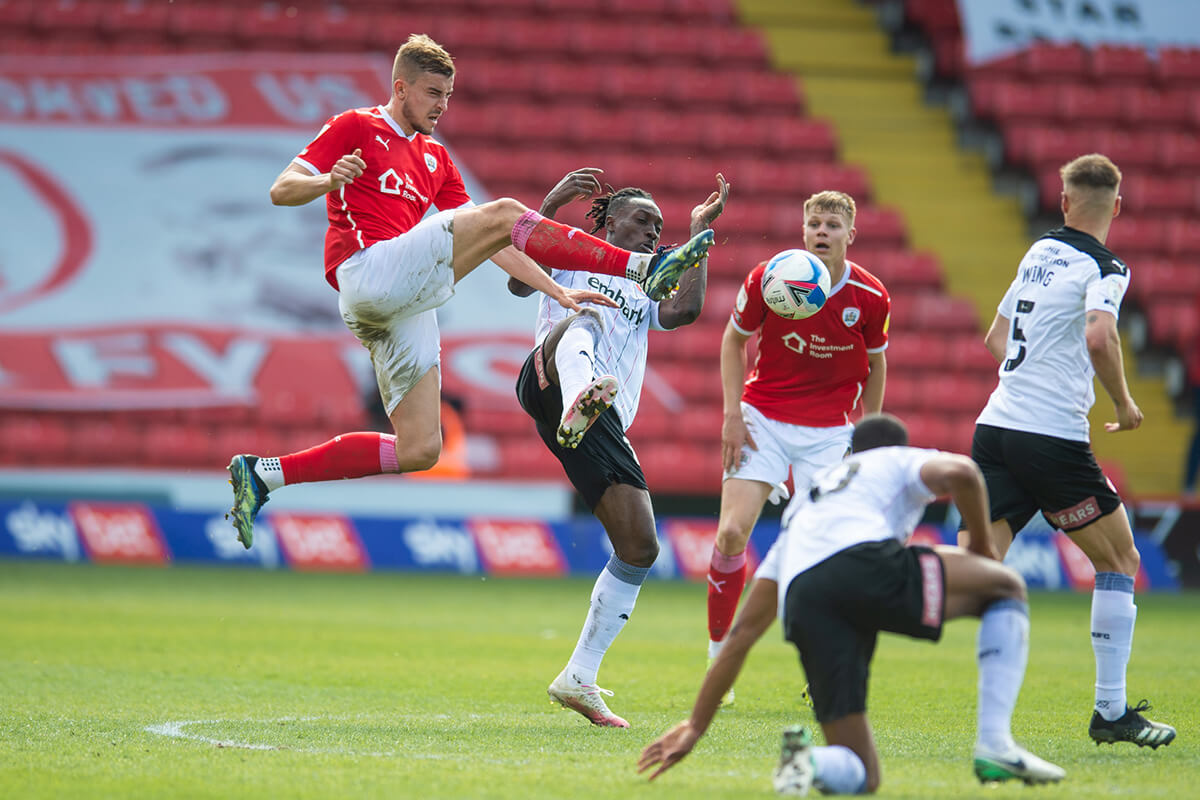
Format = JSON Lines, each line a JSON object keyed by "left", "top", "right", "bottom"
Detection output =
{"left": 555, "top": 286, "right": 619, "bottom": 312}
{"left": 721, "top": 412, "right": 755, "bottom": 474}
{"left": 1105, "top": 397, "right": 1143, "bottom": 432}
{"left": 542, "top": 168, "right": 606, "bottom": 215}
{"left": 691, "top": 173, "right": 729, "bottom": 233}
{"left": 637, "top": 720, "right": 701, "bottom": 781}
{"left": 330, "top": 148, "right": 365, "bottom": 190}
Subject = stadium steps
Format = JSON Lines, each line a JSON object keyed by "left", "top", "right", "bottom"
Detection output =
{"left": 735, "top": 0, "right": 1183, "bottom": 496}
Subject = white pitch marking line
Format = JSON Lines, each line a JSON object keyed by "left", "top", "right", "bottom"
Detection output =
{"left": 143, "top": 716, "right": 531, "bottom": 763}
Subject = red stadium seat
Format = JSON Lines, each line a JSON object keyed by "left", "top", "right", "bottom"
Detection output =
{"left": 905, "top": 0, "right": 962, "bottom": 37}
{"left": 1158, "top": 130, "right": 1200, "bottom": 172}
{"left": 1091, "top": 129, "right": 1158, "bottom": 170}
{"left": 851, "top": 206, "right": 906, "bottom": 248}
{"left": 100, "top": 1, "right": 171, "bottom": 43}
{"left": 1088, "top": 44, "right": 1154, "bottom": 85}
{"left": 1057, "top": 83, "right": 1123, "bottom": 124}
{"left": 0, "top": 0, "right": 34, "bottom": 30}
{"left": 302, "top": 6, "right": 372, "bottom": 51}
{"left": 30, "top": 0, "right": 105, "bottom": 36}
{"left": 1114, "top": 87, "right": 1191, "bottom": 129}
{"left": 767, "top": 118, "right": 837, "bottom": 159}
{"left": 1146, "top": 297, "right": 1199, "bottom": 351}
{"left": 1165, "top": 218, "right": 1200, "bottom": 257}
{"left": 166, "top": 3, "right": 237, "bottom": 47}
{"left": 1010, "top": 124, "right": 1086, "bottom": 170}
{"left": 1155, "top": 47, "right": 1200, "bottom": 88}
{"left": 1105, "top": 216, "right": 1167, "bottom": 258}
{"left": 1120, "top": 175, "right": 1196, "bottom": 214}
{"left": 1022, "top": 41, "right": 1089, "bottom": 80}
{"left": 988, "top": 81, "right": 1059, "bottom": 124}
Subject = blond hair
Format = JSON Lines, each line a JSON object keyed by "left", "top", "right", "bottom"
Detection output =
{"left": 392, "top": 33, "right": 455, "bottom": 83}
{"left": 1061, "top": 153, "right": 1121, "bottom": 212}
{"left": 804, "top": 190, "right": 856, "bottom": 225}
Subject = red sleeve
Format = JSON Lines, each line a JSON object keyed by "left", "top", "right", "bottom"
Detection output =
{"left": 433, "top": 150, "right": 471, "bottom": 209}
{"left": 295, "top": 111, "right": 358, "bottom": 174}
{"left": 863, "top": 286, "right": 891, "bottom": 350}
{"left": 730, "top": 262, "right": 768, "bottom": 332}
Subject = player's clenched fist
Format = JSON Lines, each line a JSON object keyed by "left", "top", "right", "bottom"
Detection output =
{"left": 330, "top": 148, "right": 365, "bottom": 190}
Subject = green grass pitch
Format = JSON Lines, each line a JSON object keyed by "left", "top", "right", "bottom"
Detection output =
{"left": 0, "top": 562, "right": 1194, "bottom": 799}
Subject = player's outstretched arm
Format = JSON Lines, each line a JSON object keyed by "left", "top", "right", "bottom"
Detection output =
{"left": 660, "top": 174, "right": 729, "bottom": 330}
{"left": 492, "top": 246, "right": 617, "bottom": 312}
{"left": 1085, "top": 309, "right": 1143, "bottom": 432}
{"left": 638, "top": 577, "right": 777, "bottom": 781}
{"left": 270, "top": 149, "right": 365, "bottom": 207}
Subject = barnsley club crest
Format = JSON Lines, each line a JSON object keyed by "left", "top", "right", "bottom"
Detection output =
{"left": 424, "top": 153, "right": 438, "bottom": 173}
{"left": 842, "top": 307, "right": 861, "bottom": 326}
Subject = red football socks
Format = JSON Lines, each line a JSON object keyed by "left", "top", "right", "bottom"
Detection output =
{"left": 279, "top": 432, "right": 399, "bottom": 485}
{"left": 706, "top": 548, "right": 748, "bottom": 642}
{"left": 511, "top": 211, "right": 648, "bottom": 279}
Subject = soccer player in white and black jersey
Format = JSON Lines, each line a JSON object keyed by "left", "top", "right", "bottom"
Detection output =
{"left": 638, "top": 414, "right": 1065, "bottom": 792}
{"left": 971, "top": 153, "right": 1175, "bottom": 748}
{"left": 509, "top": 168, "right": 728, "bottom": 728}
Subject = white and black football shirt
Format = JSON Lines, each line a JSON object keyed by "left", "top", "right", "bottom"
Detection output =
{"left": 976, "top": 226, "right": 1131, "bottom": 443}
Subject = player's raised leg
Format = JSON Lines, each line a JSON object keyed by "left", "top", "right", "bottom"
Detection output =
{"left": 450, "top": 199, "right": 713, "bottom": 301}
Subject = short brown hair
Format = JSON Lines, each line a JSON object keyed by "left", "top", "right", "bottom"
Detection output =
{"left": 392, "top": 34, "right": 454, "bottom": 83}
{"left": 804, "top": 190, "right": 856, "bottom": 225}
{"left": 1065, "top": 153, "right": 1118, "bottom": 212}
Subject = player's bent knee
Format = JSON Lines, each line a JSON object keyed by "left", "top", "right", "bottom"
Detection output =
{"left": 395, "top": 439, "right": 442, "bottom": 472}
{"left": 714, "top": 526, "right": 750, "bottom": 555}
{"left": 616, "top": 536, "right": 659, "bottom": 569}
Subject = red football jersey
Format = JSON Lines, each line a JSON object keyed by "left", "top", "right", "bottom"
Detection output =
{"left": 293, "top": 106, "right": 472, "bottom": 288}
{"left": 730, "top": 260, "right": 890, "bottom": 427}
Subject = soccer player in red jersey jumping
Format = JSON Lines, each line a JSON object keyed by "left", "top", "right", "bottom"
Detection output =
{"left": 226, "top": 34, "right": 714, "bottom": 548}
{"left": 704, "top": 191, "right": 890, "bottom": 704}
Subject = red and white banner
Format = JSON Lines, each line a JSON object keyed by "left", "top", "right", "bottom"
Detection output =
{"left": 272, "top": 511, "right": 369, "bottom": 572}
{"left": 468, "top": 519, "right": 567, "bottom": 576}
{"left": 70, "top": 500, "right": 169, "bottom": 565}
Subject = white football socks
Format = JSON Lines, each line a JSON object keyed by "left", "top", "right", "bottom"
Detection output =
{"left": 254, "top": 456, "right": 284, "bottom": 492}
{"left": 976, "top": 598, "right": 1030, "bottom": 753}
{"left": 554, "top": 323, "right": 598, "bottom": 415}
{"left": 811, "top": 745, "right": 867, "bottom": 794}
{"left": 1092, "top": 572, "right": 1137, "bottom": 721}
{"left": 565, "top": 555, "right": 648, "bottom": 686}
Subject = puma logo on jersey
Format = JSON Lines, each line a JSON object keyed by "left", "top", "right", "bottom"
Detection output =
{"left": 375, "top": 135, "right": 390, "bottom": 150}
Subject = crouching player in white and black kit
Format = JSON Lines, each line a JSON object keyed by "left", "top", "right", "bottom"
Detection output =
{"left": 971, "top": 153, "right": 1175, "bottom": 749}
{"left": 509, "top": 168, "right": 729, "bottom": 727}
{"left": 638, "top": 414, "right": 1066, "bottom": 793}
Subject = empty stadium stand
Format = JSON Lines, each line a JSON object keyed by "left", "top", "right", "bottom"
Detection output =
{"left": 6, "top": 0, "right": 1191, "bottom": 496}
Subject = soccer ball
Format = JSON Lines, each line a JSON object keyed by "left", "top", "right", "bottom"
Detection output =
{"left": 761, "top": 249, "right": 831, "bottom": 320}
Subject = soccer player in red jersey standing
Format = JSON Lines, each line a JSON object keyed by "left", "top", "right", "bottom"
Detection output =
{"left": 704, "top": 191, "right": 890, "bottom": 704}
{"left": 226, "top": 34, "right": 714, "bottom": 547}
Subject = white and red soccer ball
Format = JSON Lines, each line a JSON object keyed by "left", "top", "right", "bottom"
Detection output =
{"left": 761, "top": 249, "right": 831, "bottom": 320}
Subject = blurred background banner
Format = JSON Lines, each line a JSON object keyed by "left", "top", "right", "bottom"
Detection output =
{"left": 956, "top": 0, "right": 1200, "bottom": 67}
{"left": 0, "top": 495, "right": 1184, "bottom": 590}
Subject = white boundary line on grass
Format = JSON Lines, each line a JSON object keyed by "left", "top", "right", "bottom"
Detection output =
{"left": 144, "top": 716, "right": 526, "bottom": 762}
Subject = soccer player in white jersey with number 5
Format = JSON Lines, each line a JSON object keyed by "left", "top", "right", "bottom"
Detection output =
{"left": 225, "top": 35, "right": 714, "bottom": 547}
{"left": 639, "top": 414, "right": 1065, "bottom": 793}
{"left": 970, "top": 153, "right": 1175, "bottom": 749}
{"left": 509, "top": 168, "right": 728, "bottom": 728}
{"left": 705, "top": 191, "right": 889, "bottom": 704}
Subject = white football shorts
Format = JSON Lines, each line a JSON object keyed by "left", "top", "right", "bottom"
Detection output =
{"left": 724, "top": 401, "right": 853, "bottom": 500}
{"left": 336, "top": 210, "right": 457, "bottom": 415}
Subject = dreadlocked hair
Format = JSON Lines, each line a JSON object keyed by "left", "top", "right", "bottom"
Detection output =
{"left": 585, "top": 186, "right": 653, "bottom": 234}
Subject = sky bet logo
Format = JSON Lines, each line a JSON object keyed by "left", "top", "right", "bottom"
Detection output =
{"left": 587, "top": 276, "right": 646, "bottom": 325}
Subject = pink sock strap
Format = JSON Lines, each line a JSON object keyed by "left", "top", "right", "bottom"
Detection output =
{"left": 710, "top": 548, "right": 746, "bottom": 573}
{"left": 380, "top": 433, "right": 399, "bottom": 473}
{"left": 511, "top": 209, "right": 544, "bottom": 251}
